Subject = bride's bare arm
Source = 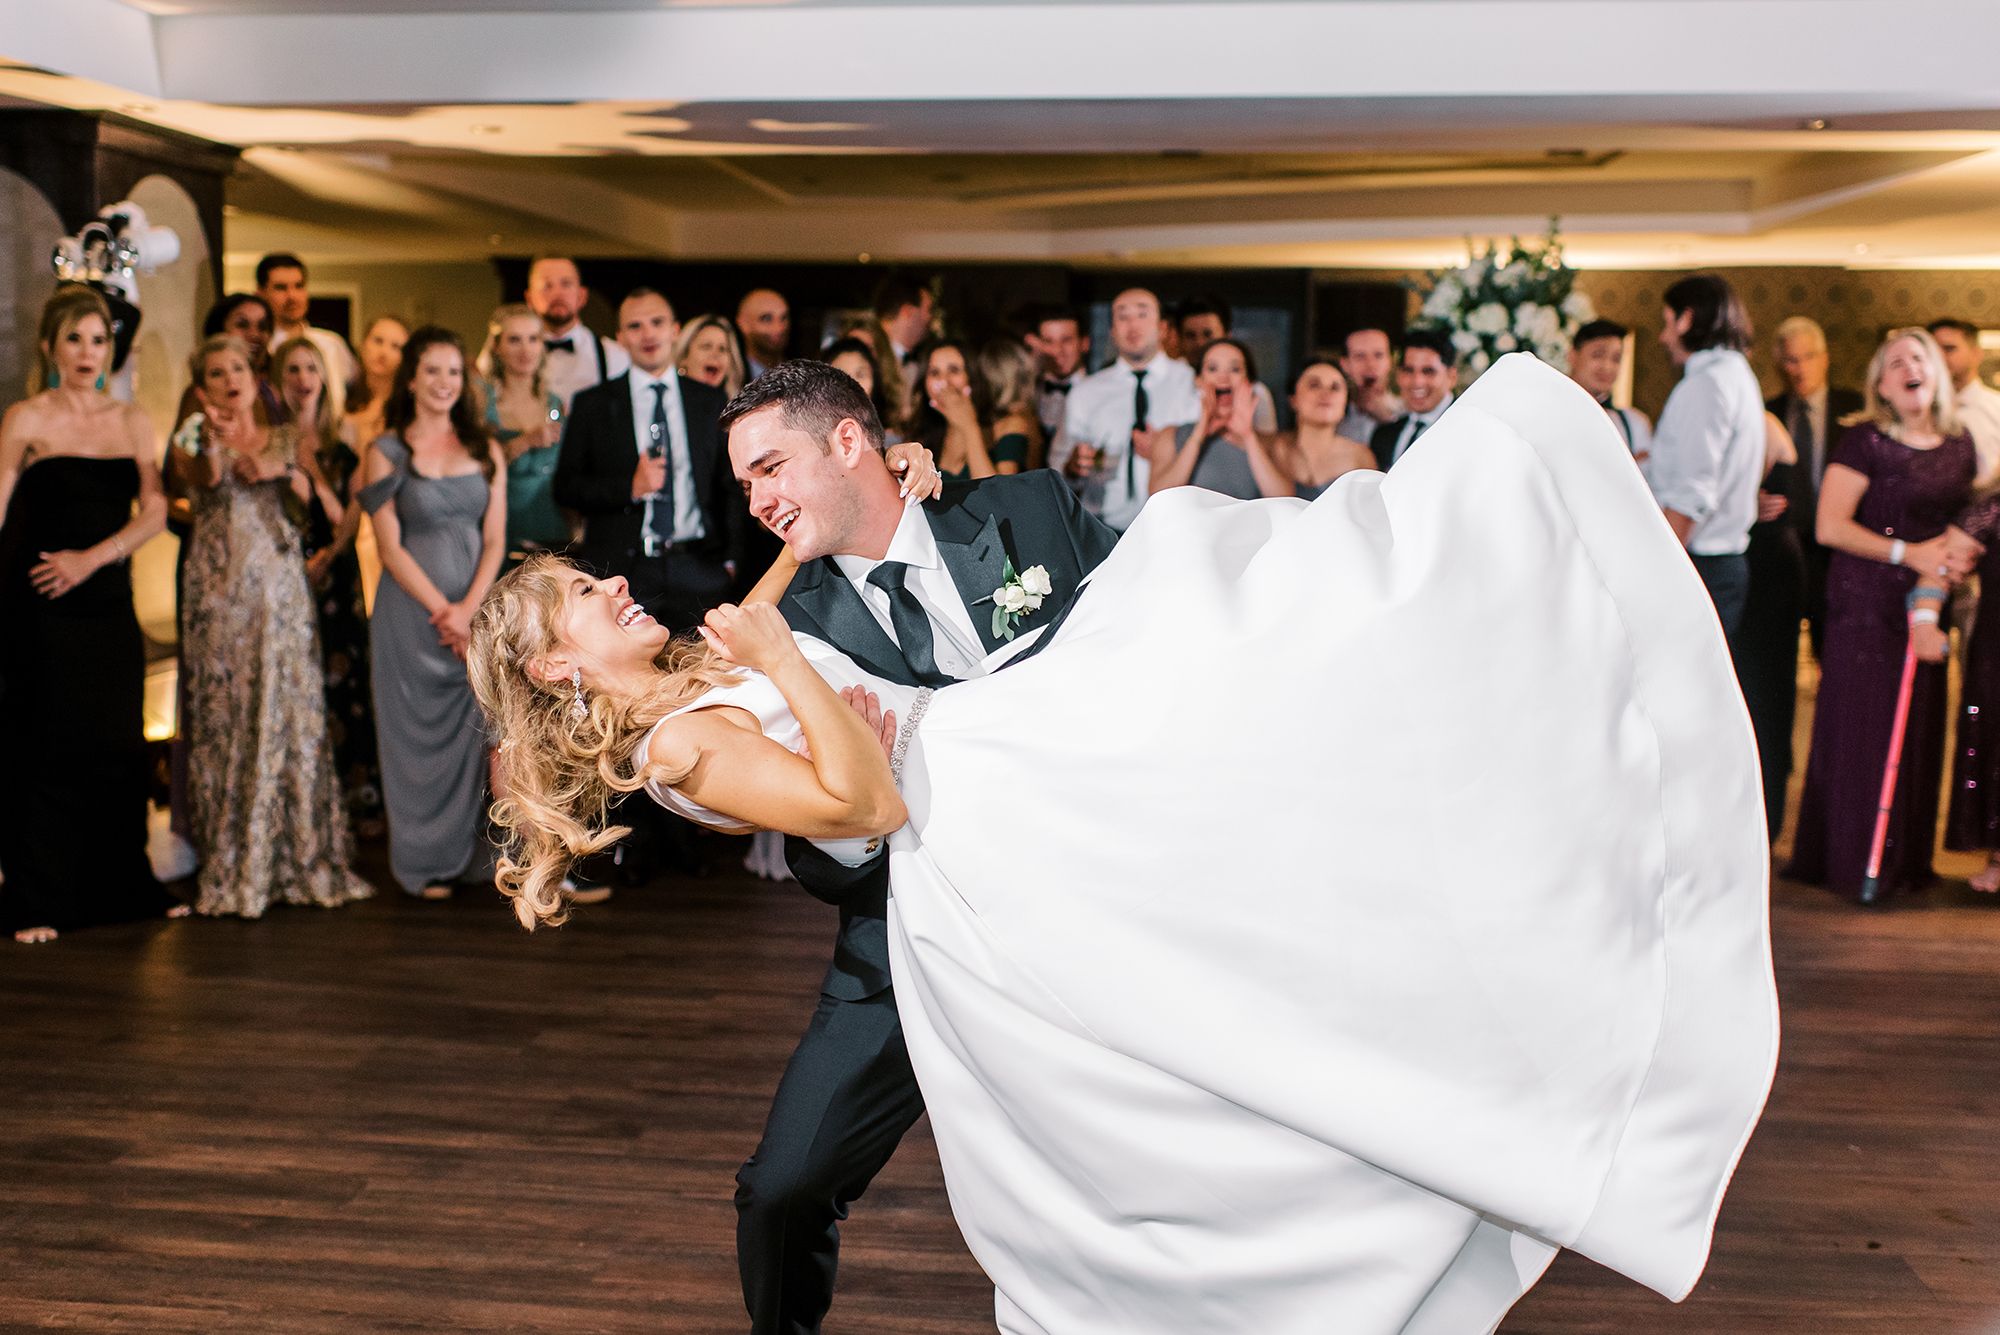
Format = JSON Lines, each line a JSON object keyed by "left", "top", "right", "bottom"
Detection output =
{"left": 647, "top": 603, "right": 906, "bottom": 839}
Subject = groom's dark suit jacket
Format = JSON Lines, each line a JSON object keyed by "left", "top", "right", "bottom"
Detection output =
{"left": 778, "top": 469, "right": 1119, "bottom": 1000}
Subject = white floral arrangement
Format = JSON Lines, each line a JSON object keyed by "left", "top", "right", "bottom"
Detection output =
{"left": 1413, "top": 221, "right": 1596, "bottom": 379}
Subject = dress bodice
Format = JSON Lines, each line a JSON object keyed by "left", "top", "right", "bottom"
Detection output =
{"left": 357, "top": 433, "right": 491, "bottom": 602}
{"left": 1834, "top": 423, "right": 1975, "bottom": 543}
{"left": 0, "top": 455, "right": 138, "bottom": 617}
{"left": 639, "top": 636, "right": 924, "bottom": 834}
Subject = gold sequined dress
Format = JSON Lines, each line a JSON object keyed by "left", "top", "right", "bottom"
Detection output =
{"left": 180, "top": 425, "right": 373, "bottom": 916}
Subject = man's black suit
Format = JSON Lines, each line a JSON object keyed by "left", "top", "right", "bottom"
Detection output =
{"left": 735, "top": 469, "right": 1117, "bottom": 1335}
{"left": 1741, "top": 385, "right": 1863, "bottom": 836}
{"left": 553, "top": 371, "right": 745, "bottom": 631}
{"left": 1369, "top": 410, "right": 1446, "bottom": 472}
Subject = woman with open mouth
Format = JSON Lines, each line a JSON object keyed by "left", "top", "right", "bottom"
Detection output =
{"left": 1787, "top": 326, "right": 1976, "bottom": 903}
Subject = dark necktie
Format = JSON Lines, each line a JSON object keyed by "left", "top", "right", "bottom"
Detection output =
{"left": 1128, "top": 369, "right": 1149, "bottom": 498}
{"left": 645, "top": 381, "right": 674, "bottom": 552}
{"left": 1785, "top": 396, "right": 1818, "bottom": 537}
{"left": 1788, "top": 397, "right": 1816, "bottom": 483}
{"left": 867, "top": 561, "right": 952, "bottom": 687}
{"left": 1399, "top": 414, "right": 1430, "bottom": 463}
{"left": 545, "top": 336, "right": 575, "bottom": 353}
{"left": 1042, "top": 377, "right": 1072, "bottom": 396}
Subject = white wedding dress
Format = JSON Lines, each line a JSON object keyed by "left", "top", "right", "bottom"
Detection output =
{"left": 647, "top": 355, "right": 1778, "bottom": 1334}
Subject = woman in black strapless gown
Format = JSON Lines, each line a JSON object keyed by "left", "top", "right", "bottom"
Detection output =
{"left": 0, "top": 285, "right": 179, "bottom": 940}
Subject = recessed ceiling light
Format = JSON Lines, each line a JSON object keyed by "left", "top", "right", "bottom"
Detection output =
{"left": 857, "top": 253, "right": 872, "bottom": 264}
{"left": 1854, "top": 242, "right": 1871, "bottom": 254}
{"left": 488, "top": 233, "right": 503, "bottom": 246}
{"left": 1802, "top": 118, "right": 1830, "bottom": 131}
{"left": 471, "top": 124, "right": 504, "bottom": 136}
{"left": 748, "top": 118, "right": 873, "bottom": 134}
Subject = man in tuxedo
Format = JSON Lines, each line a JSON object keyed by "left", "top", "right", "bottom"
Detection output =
{"left": 1369, "top": 328, "right": 1459, "bottom": 470}
{"left": 871, "top": 273, "right": 934, "bottom": 422}
{"left": 719, "top": 359, "right": 1116, "bottom": 1335}
{"left": 736, "top": 288, "right": 791, "bottom": 382}
{"left": 527, "top": 256, "right": 631, "bottom": 411}
{"left": 1024, "top": 304, "right": 1090, "bottom": 441}
{"left": 554, "top": 287, "right": 744, "bottom": 632}
{"left": 1765, "top": 316, "right": 1863, "bottom": 655}
{"left": 1339, "top": 326, "right": 1404, "bottom": 443}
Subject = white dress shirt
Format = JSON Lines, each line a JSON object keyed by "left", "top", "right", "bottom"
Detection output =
{"left": 833, "top": 505, "right": 989, "bottom": 681}
{"left": 1649, "top": 348, "right": 1765, "bottom": 556}
{"left": 1385, "top": 392, "right": 1456, "bottom": 467}
{"left": 1050, "top": 353, "right": 1200, "bottom": 532}
{"left": 1957, "top": 377, "right": 2000, "bottom": 490}
{"left": 627, "top": 367, "right": 705, "bottom": 544}
{"left": 542, "top": 320, "right": 631, "bottom": 412}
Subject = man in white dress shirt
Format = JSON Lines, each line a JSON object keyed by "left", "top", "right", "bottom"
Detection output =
{"left": 1648, "top": 274, "right": 1766, "bottom": 641}
{"left": 1049, "top": 287, "right": 1200, "bottom": 532}
{"left": 258, "top": 252, "right": 357, "bottom": 417}
{"left": 1930, "top": 318, "right": 2000, "bottom": 486}
{"left": 527, "top": 256, "right": 631, "bottom": 412}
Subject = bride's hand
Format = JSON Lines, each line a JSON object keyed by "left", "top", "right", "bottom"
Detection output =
{"left": 885, "top": 442, "right": 944, "bottom": 502}
{"left": 698, "top": 602, "right": 800, "bottom": 673}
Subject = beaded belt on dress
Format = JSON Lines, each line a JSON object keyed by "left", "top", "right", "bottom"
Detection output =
{"left": 890, "top": 688, "right": 933, "bottom": 785}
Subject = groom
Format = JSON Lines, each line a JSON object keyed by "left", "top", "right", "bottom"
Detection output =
{"left": 719, "top": 360, "right": 1117, "bottom": 1334}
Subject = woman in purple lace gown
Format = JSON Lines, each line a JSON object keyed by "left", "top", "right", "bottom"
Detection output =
{"left": 1786, "top": 329, "right": 1975, "bottom": 903}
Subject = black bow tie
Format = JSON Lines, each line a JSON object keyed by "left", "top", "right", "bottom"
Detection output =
{"left": 1041, "top": 378, "right": 1073, "bottom": 395}
{"left": 545, "top": 336, "right": 575, "bottom": 353}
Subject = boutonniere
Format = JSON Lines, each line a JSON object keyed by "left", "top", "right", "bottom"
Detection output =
{"left": 978, "top": 559, "right": 1053, "bottom": 641}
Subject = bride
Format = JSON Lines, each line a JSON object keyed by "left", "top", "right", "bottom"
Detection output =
{"left": 468, "top": 354, "right": 1777, "bottom": 1334}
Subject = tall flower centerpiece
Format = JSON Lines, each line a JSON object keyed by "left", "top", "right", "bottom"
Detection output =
{"left": 1412, "top": 222, "right": 1596, "bottom": 379}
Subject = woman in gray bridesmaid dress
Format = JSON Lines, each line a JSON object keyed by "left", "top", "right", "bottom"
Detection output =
{"left": 360, "top": 327, "right": 508, "bottom": 898}
{"left": 1150, "top": 339, "right": 1298, "bottom": 501}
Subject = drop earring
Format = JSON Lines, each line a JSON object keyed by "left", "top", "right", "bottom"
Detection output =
{"left": 569, "top": 667, "right": 588, "bottom": 724}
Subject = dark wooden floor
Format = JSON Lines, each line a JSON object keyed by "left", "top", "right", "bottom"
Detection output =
{"left": 4, "top": 847, "right": 1999, "bottom": 1333}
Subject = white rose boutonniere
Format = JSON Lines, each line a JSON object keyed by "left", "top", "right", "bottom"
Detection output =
{"left": 978, "top": 559, "right": 1052, "bottom": 641}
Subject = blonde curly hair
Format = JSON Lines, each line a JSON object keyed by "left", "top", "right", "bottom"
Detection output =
{"left": 468, "top": 554, "right": 740, "bottom": 929}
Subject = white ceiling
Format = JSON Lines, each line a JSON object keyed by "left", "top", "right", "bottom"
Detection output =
{"left": 5, "top": 0, "right": 2000, "bottom": 269}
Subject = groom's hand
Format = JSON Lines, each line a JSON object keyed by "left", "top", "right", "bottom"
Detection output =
{"left": 839, "top": 685, "right": 899, "bottom": 761}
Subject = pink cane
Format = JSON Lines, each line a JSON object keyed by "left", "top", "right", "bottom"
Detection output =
{"left": 1859, "top": 636, "right": 1921, "bottom": 903}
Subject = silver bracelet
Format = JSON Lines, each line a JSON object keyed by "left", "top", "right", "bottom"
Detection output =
{"left": 1888, "top": 538, "right": 1907, "bottom": 566}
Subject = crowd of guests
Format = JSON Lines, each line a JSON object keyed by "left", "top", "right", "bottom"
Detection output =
{"left": 5, "top": 252, "right": 2000, "bottom": 943}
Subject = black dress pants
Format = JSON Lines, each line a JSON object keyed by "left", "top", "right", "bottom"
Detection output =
{"left": 735, "top": 989, "right": 927, "bottom": 1335}
{"left": 1738, "top": 523, "right": 1808, "bottom": 838}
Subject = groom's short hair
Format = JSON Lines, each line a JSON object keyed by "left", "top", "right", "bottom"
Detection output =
{"left": 720, "top": 357, "right": 885, "bottom": 454}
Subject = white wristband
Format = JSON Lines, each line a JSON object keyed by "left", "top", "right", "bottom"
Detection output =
{"left": 1888, "top": 538, "right": 1907, "bottom": 566}
{"left": 1911, "top": 608, "right": 1941, "bottom": 626}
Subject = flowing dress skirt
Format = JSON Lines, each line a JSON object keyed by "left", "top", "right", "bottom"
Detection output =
{"left": 875, "top": 356, "right": 1775, "bottom": 1332}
